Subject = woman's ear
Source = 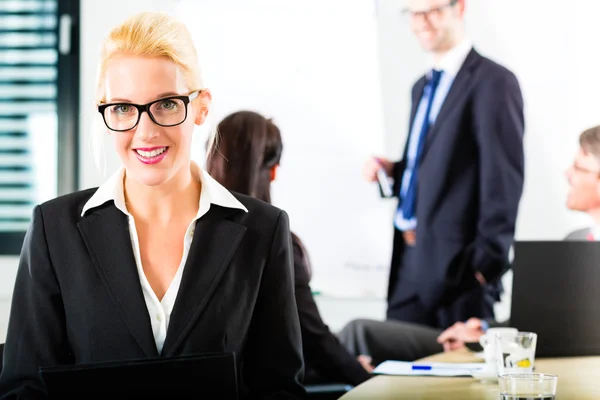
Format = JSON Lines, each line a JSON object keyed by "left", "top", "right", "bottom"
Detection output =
{"left": 270, "top": 164, "right": 279, "bottom": 182}
{"left": 194, "top": 89, "right": 212, "bottom": 125}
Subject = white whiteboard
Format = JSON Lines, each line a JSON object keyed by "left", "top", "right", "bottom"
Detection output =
{"left": 176, "top": 0, "right": 394, "bottom": 298}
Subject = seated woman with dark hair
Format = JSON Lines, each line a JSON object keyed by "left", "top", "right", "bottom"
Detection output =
{"left": 207, "top": 110, "right": 372, "bottom": 387}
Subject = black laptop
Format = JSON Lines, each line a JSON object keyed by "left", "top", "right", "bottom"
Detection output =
{"left": 510, "top": 241, "right": 600, "bottom": 357}
{"left": 39, "top": 352, "right": 238, "bottom": 399}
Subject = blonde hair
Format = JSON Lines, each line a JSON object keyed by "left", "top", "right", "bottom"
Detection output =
{"left": 91, "top": 11, "right": 215, "bottom": 175}
{"left": 95, "top": 11, "right": 202, "bottom": 103}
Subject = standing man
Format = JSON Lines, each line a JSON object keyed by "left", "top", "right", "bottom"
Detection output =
{"left": 364, "top": 0, "right": 524, "bottom": 329}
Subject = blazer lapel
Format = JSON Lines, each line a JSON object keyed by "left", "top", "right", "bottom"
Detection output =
{"left": 420, "top": 49, "right": 482, "bottom": 160}
{"left": 77, "top": 204, "right": 159, "bottom": 358}
{"left": 410, "top": 78, "right": 426, "bottom": 131}
{"left": 161, "top": 206, "right": 247, "bottom": 357}
{"left": 404, "top": 77, "right": 427, "bottom": 159}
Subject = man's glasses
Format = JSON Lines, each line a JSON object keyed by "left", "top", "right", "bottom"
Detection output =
{"left": 97, "top": 90, "right": 200, "bottom": 132}
{"left": 401, "top": 0, "right": 458, "bottom": 21}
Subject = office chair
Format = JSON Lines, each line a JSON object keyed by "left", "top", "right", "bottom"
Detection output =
{"left": 0, "top": 343, "right": 4, "bottom": 374}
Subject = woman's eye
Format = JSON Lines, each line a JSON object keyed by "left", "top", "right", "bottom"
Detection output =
{"left": 160, "top": 100, "right": 177, "bottom": 110}
{"left": 114, "top": 104, "right": 132, "bottom": 114}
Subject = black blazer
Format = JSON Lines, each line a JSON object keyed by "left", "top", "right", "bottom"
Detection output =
{"left": 0, "top": 189, "right": 305, "bottom": 399}
{"left": 291, "top": 235, "right": 370, "bottom": 386}
{"left": 388, "top": 48, "right": 525, "bottom": 310}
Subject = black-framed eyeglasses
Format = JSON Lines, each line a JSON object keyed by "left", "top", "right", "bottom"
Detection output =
{"left": 97, "top": 90, "right": 200, "bottom": 132}
{"left": 401, "top": 0, "right": 458, "bottom": 20}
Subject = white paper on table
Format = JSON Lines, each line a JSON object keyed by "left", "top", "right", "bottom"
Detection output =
{"left": 373, "top": 360, "right": 487, "bottom": 377}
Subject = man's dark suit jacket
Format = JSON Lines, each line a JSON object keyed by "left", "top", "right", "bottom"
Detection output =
{"left": 388, "top": 48, "right": 525, "bottom": 312}
{"left": 291, "top": 235, "right": 371, "bottom": 386}
{"left": 0, "top": 189, "right": 305, "bottom": 399}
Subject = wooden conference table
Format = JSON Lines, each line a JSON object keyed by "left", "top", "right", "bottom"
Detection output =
{"left": 340, "top": 348, "right": 600, "bottom": 399}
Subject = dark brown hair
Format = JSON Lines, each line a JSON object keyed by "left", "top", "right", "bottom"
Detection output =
{"left": 207, "top": 110, "right": 282, "bottom": 204}
{"left": 207, "top": 110, "right": 312, "bottom": 279}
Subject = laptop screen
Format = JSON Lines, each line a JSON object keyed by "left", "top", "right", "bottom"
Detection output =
{"left": 510, "top": 241, "right": 600, "bottom": 357}
{"left": 39, "top": 352, "right": 238, "bottom": 398}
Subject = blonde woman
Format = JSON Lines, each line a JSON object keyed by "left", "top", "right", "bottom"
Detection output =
{"left": 0, "top": 12, "right": 304, "bottom": 398}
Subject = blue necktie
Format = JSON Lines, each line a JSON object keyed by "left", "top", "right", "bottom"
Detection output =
{"left": 401, "top": 69, "right": 443, "bottom": 221}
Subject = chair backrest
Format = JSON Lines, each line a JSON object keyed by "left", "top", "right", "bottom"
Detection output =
{"left": 0, "top": 343, "right": 4, "bottom": 375}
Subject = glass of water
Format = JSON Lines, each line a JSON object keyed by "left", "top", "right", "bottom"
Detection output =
{"left": 495, "top": 332, "right": 538, "bottom": 374}
{"left": 498, "top": 373, "right": 558, "bottom": 400}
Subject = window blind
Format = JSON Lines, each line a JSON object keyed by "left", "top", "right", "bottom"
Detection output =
{"left": 0, "top": 0, "right": 59, "bottom": 250}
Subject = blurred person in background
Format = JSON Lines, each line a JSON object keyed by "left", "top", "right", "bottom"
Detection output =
{"left": 207, "top": 110, "right": 373, "bottom": 387}
{"left": 564, "top": 125, "right": 600, "bottom": 240}
{"left": 362, "top": 0, "right": 525, "bottom": 329}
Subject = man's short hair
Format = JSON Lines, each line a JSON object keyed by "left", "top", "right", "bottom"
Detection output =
{"left": 579, "top": 126, "right": 600, "bottom": 164}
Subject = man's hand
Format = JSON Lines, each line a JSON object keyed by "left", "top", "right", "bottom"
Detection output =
{"left": 436, "top": 318, "right": 485, "bottom": 352}
{"left": 363, "top": 156, "right": 393, "bottom": 182}
{"left": 357, "top": 354, "right": 375, "bottom": 373}
{"left": 474, "top": 271, "right": 487, "bottom": 286}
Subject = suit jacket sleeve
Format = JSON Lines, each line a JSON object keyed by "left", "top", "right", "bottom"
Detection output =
{"left": 242, "top": 210, "right": 306, "bottom": 399}
{"left": 471, "top": 71, "right": 525, "bottom": 283}
{"left": 390, "top": 160, "right": 406, "bottom": 199}
{"left": 292, "top": 239, "right": 371, "bottom": 387}
{"left": 0, "top": 205, "right": 73, "bottom": 399}
{"left": 389, "top": 79, "right": 421, "bottom": 200}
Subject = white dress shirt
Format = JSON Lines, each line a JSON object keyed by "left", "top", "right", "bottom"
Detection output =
{"left": 591, "top": 225, "right": 600, "bottom": 240}
{"left": 432, "top": 38, "right": 473, "bottom": 78}
{"left": 81, "top": 162, "right": 247, "bottom": 353}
